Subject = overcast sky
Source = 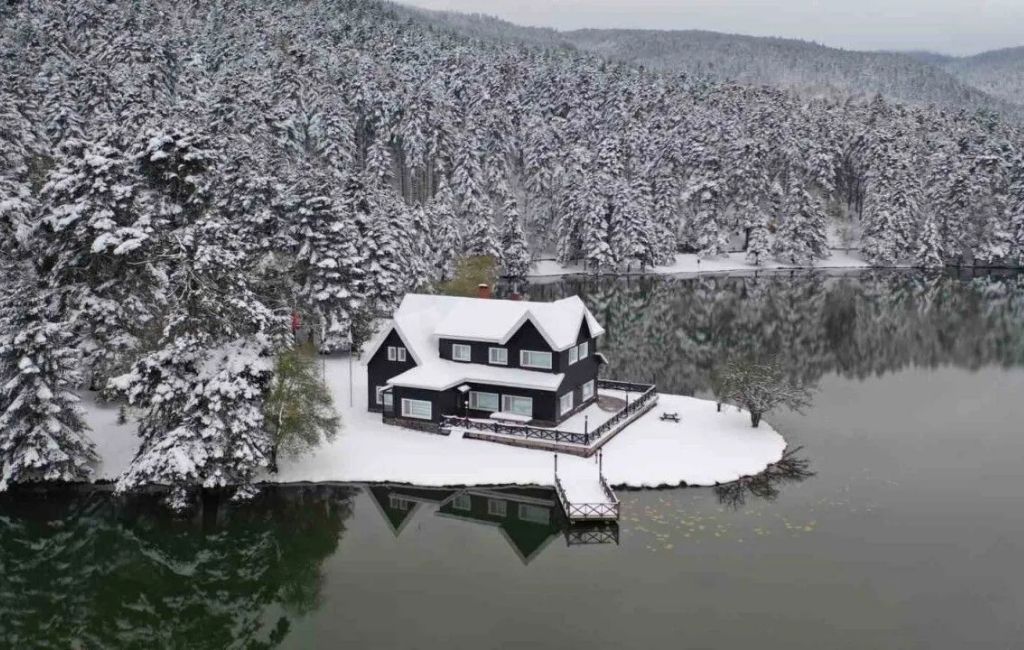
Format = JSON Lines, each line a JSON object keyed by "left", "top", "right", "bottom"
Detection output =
{"left": 399, "top": 0, "right": 1024, "bottom": 56}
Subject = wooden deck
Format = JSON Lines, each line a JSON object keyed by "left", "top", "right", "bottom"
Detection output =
{"left": 553, "top": 451, "right": 620, "bottom": 523}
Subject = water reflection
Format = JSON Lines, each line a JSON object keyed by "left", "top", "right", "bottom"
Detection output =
{"left": 366, "top": 484, "right": 619, "bottom": 564}
{"left": 522, "top": 270, "right": 1024, "bottom": 394}
{"left": 713, "top": 448, "right": 816, "bottom": 509}
{"left": 0, "top": 485, "right": 355, "bottom": 649}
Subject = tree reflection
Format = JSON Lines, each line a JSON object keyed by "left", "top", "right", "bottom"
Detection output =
{"left": 525, "top": 270, "right": 1024, "bottom": 394}
{"left": 0, "top": 485, "right": 354, "bottom": 649}
{"left": 713, "top": 448, "right": 815, "bottom": 509}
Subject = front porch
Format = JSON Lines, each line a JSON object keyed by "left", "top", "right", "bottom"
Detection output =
{"left": 442, "top": 380, "right": 659, "bottom": 457}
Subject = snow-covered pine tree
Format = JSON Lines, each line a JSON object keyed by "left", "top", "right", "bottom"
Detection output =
{"left": 0, "top": 276, "right": 96, "bottom": 491}
{"left": 1010, "top": 156, "right": 1024, "bottom": 267}
{"left": 499, "top": 192, "right": 531, "bottom": 278}
{"left": 915, "top": 209, "right": 945, "bottom": 268}
{"left": 746, "top": 209, "right": 771, "bottom": 265}
{"left": 772, "top": 176, "right": 829, "bottom": 265}
{"left": 427, "top": 178, "right": 461, "bottom": 282}
{"left": 293, "top": 179, "right": 365, "bottom": 353}
{"left": 39, "top": 137, "right": 164, "bottom": 386}
{"left": 462, "top": 209, "right": 500, "bottom": 259}
{"left": 111, "top": 218, "right": 282, "bottom": 508}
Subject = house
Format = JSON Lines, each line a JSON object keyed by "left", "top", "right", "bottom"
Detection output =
{"left": 362, "top": 287, "right": 606, "bottom": 427}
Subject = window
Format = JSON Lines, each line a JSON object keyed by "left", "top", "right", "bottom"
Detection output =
{"left": 469, "top": 391, "right": 500, "bottom": 412}
{"left": 389, "top": 495, "right": 412, "bottom": 511}
{"left": 383, "top": 392, "right": 393, "bottom": 409}
{"left": 560, "top": 391, "right": 574, "bottom": 416}
{"left": 375, "top": 385, "right": 386, "bottom": 405}
{"left": 397, "top": 347, "right": 406, "bottom": 362}
{"left": 387, "top": 346, "right": 396, "bottom": 361}
{"left": 569, "top": 346, "right": 579, "bottom": 365}
{"left": 452, "top": 343, "right": 472, "bottom": 362}
{"left": 453, "top": 493, "right": 472, "bottom": 511}
{"left": 501, "top": 395, "right": 534, "bottom": 418}
{"left": 520, "top": 350, "right": 553, "bottom": 369}
{"left": 518, "top": 504, "right": 550, "bottom": 524}
{"left": 582, "top": 379, "right": 595, "bottom": 401}
{"left": 488, "top": 347, "right": 508, "bottom": 365}
{"left": 487, "top": 498, "right": 507, "bottom": 517}
{"left": 578, "top": 341, "right": 589, "bottom": 360}
{"left": 401, "top": 398, "right": 432, "bottom": 420}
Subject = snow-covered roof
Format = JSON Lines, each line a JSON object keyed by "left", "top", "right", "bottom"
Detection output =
{"left": 388, "top": 360, "right": 564, "bottom": 392}
{"left": 360, "top": 293, "right": 604, "bottom": 392}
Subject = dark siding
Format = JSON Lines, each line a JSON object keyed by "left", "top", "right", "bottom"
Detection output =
{"left": 438, "top": 319, "right": 558, "bottom": 373}
{"left": 461, "top": 383, "right": 559, "bottom": 422}
{"left": 391, "top": 386, "right": 458, "bottom": 423}
{"left": 555, "top": 320, "right": 600, "bottom": 422}
{"left": 366, "top": 329, "right": 417, "bottom": 411}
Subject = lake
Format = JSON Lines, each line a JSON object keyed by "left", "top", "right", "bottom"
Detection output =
{"left": 2, "top": 270, "right": 1023, "bottom": 649}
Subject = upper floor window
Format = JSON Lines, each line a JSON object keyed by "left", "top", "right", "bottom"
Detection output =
{"left": 569, "top": 346, "right": 579, "bottom": 365}
{"left": 578, "top": 341, "right": 589, "bottom": 359}
{"left": 387, "top": 346, "right": 406, "bottom": 362}
{"left": 452, "top": 343, "right": 472, "bottom": 362}
{"left": 489, "top": 347, "right": 508, "bottom": 365}
{"left": 520, "top": 350, "right": 552, "bottom": 370}
{"left": 582, "top": 379, "right": 595, "bottom": 401}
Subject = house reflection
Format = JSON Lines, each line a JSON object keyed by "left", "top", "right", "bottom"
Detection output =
{"left": 365, "top": 484, "right": 619, "bottom": 563}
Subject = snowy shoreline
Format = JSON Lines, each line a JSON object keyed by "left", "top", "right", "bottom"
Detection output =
{"left": 84, "top": 356, "right": 788, "bottom": 491}
{"left": 528, "top": 250, "right": 904, "bottom": 281}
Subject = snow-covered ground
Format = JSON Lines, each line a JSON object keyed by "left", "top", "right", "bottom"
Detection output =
{"left": 82, "top": 356, "right": 787, "bottom": 488}
{"left": 271, "top": 357, "right": 787, "bottom": 489}
{"left": 528, "top": 250, "right": 901, "bottom": 280}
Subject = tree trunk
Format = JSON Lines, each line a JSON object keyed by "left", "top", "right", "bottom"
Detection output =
{"left": 750, "top": 412, "right": 761, "bottom": 428}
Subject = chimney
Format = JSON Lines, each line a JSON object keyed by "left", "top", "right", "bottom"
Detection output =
{"left": 509, "top": 291, "right": 522, "bottom": 301}
{"left": 477, "top": 283, "right": 492, "bottom": 299}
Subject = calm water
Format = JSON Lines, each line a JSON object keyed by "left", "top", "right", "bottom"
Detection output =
{"left": 3, "top": 270, "right": 1024, "bottom": 649}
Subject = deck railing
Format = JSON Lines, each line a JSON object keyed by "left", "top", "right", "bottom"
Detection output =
{"left": 554, "top": 476, "right": 620, "bottom": 522}
{"left": 441, "top": 379, "right": 657, "bottom": 449}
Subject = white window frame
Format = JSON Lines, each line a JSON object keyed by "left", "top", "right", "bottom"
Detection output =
{"left": 469, "top": 391, "right": 500, "bottom": 412}
{"left": 452, "top": 343, "right": 472, "bottom": 362}
{"left": 487, "top": 498, "right": 507, "bottom": 517}
{"left": 387, "top": 346, "right": 396, "bottom": 361}
{"left": 520, "top": 350, "right": 553, "bottom": 370}
{"left": 383, "top": 392, "right": 393, "bottom": 409}
{"left": 375, "top": 385, "right": 386, "bottom": 405}
{"left": 488, "top": 347, "right": 508, "bottom": 365}
{"left": 560, "top": 391, "right": 574, "bottom": 416}
{"left": 582, "top": 379, "right": 595, "bottom": 401}
{"left": 578, "top": 341, "right": 589, "bottom": 360}
{"left": 396, "top": 347, "right": 406, "bottom": 362}
{"left": 453, "top": 493, "right": 472, "bottom": 511}
{"left": 401, "top": 398, "right": 432, "bottom": 420}
{"left": 501, "top": 394, "right": 534, "bottom": 418}
{"left": 389, "top": 495, "right": 412, "bottom": 511}
{"left": 569, "top": 346, "right": 579, "bottom": 365}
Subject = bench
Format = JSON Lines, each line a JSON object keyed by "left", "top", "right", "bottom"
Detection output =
{"left": 659, "top": 412, "right": 680, "bottom": 422}
{"left": 489, "top": 411, "right": 533, "bottom": 423}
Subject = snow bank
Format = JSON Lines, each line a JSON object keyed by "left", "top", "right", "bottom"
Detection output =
{"left": 271, "top": 357, "right": 787, "bottom": 488}
{"left": 82, "top": 356, "right": 787, "bottom": 489}
{"left": 529, "top": 250, "right": 899, "bottom": 280}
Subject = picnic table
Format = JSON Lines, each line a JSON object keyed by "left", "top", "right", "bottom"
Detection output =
{"left": 659, "top": 412, "right": 680, "bottom": 422}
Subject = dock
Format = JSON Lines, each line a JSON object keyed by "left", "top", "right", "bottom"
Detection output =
{"left": 553, "top": 451, "right": 620, "bottom": 523}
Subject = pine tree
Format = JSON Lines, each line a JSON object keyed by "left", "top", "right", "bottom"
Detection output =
{"left": 746, "top": 209, "right": 771, "bottom": 265}
{"left": 428, "top": 179, "right": 461, "bottom": 282}
{"left": 915, "top": 210, "right": 945, "bottom": 268}
{"left": 294, "top": 180, "right": 365, "bottom": 353}
{"left": 499, "top": 193, "right": 531, "bottom": 278}
{"left": 773, "top": 178, "right": 829, "bottom": 265}
{"left": 0, "top": 278, "right": 96, "bottom": 490}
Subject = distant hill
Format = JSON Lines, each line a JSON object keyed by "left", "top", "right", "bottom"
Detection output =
{"left": 399, "top": 5, "right": 1023, "bottom": 119}
{"left": 939, "top": 46, "right": 1024, "bottom": 106}
{"left": 562, "top": 29, "right": 1022, "bottom": 117}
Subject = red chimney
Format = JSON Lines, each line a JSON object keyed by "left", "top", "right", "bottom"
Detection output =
{"left": 477, "top": 283, "right": 492, "bottom": 299}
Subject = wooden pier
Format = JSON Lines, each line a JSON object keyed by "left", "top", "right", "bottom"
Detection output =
{"left": 553, "top": 451, "right": 620, "bottom": 523}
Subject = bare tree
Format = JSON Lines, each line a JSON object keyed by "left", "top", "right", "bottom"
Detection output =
{"left": 712, "top": 356, "right": 814, "bottom": 427}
